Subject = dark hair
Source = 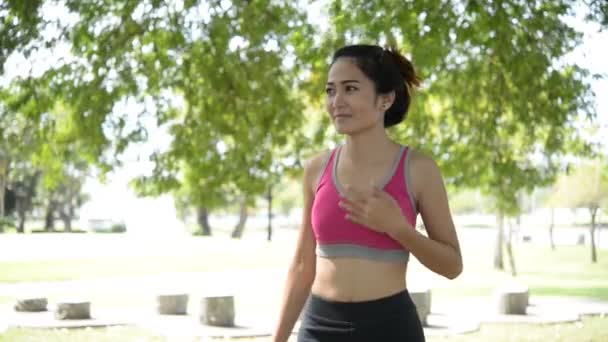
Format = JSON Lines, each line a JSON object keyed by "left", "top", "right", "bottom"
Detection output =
{"left": 331, "top": 44, "right": 421, "bottom": 127}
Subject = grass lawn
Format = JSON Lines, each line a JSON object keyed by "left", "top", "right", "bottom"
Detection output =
{"left": 0, "top": 254, "right": 283, "bottom": 283}
{"left": 0, "top": 326, "right": 165, "bottom": 342}
{"left": 406, "top": 242, "right": 608, "bottom": 301}
{"left": 2, "top": 316, "right": 607, "bottom": 341}
{"left": 0, "top": 235, "right": 292, "bottom": 283}
{"left": 429, "top": 315, "right": 608, "bottom": 342}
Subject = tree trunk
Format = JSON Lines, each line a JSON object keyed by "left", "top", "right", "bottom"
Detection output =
{"left": 61, "top": 184, "right": 79, "bottom": 232}
{"left": 0, "top": 157, "right": 11, "bottom": 233}
{"left": 506, "top": 219, "right": 517, "bottom": 276}
{"left": 15, "top": 173, "right": 40, "bottom": 233}
{"left": 196, "top": 206, "right": 212, "bottom": 236}
{"left": 60, "top": 209, "right": 72, "bottom": 232}
{"left": 267, "top": 186, "right": 273, "bottom": 242}
{"left": 44, "top": 200, "right": 56, "bottom": 232}
{"left": 597, "top": 210, "right": 602, "bottom": 249}
{"left": 17, "top": 209, "right": 26, "bottom": 233}
{"left": 0, "top": 158, "right": 6, "bottom": 233}
{"left": 16, "top": 186, "right": 27, "bottom": 234}
{"left": 549, "top": 207, "right": 555, "bottom": 250}
{"left": 590, "top": 207, "right": 598, "bottom": 263}
{"left": 231, "top": 197, "right": 248, "bottom": 239}
{"left": 494, "top": 211, "right": 504, "bottom": 270}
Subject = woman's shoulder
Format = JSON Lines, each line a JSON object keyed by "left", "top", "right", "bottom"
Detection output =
{"left": 405, "top": 147, "right": 443, "bottom": 193}
{"left": 303, "top": 149, "right": 334, "bottom": 187}
{"left": 304, "top": 149, "right": 334, "bottom": 172}
{"left": 406, "top": 147, "right": 437, "bottom": 170}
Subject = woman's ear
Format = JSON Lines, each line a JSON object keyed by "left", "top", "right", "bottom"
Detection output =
{"left": 381, "top": 91, "right": 396, "bottom": 109}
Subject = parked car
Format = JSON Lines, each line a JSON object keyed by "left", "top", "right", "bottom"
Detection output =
{"left": 87, "top": 218, "right": 127, "bottom": 233}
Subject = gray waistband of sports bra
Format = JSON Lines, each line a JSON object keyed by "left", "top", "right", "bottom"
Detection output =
{"left": 317, "top": 244, "right": 410, "bottom": 263}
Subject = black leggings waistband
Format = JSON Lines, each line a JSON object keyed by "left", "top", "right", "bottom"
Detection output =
{"left": 298, "top": 290, "right": 425, "bottom": 342}
{"left": 306, "top": 289, "right": 417, "bottom": 322}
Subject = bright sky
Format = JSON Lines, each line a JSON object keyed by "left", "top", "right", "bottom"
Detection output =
{"left": 2, "top": 3, "right": 607, "bottom": 234}
{"left": 563, "top": 12, "right": 608, "bottom": 147}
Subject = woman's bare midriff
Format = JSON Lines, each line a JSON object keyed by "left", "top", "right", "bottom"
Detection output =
{"left": 311, "top": 257, "right": 408, "bottom": 302}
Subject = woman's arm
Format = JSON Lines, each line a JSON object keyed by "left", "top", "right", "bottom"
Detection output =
{"left": 272, "top": 153, "right": 324, "bottom": 342}
{"left": 389, "top": 151, "right": 462, "bottom": 279}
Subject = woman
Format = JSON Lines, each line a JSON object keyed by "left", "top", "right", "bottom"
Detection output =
{"left": 272, "top": 44, "right": 462, "bottom": 342}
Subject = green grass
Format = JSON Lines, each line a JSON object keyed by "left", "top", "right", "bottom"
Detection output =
{"left": 0, "top": 255, "right": 270, "bottom": 283}
{"left": 2, "top": 316, "right": 607, "bottom": 342}
{"left": 429, "top": 315, "right": 608, "bottom": 342}
{"left": 409, "top": 243, "right": 608, "bottom": 301}
{"left": 0, "top": 326, "right": 166, "bottom": 342}
{"left": 0, "top": 238, "right": 290, "bottom": 283}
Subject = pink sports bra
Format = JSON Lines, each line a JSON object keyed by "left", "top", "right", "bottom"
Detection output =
{"left": 311, "top": 145, "right": 418, "bottom": 263}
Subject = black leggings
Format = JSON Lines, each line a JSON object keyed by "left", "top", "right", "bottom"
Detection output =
{"left": 297, "top": 290, "right": 425, "bottom": 342}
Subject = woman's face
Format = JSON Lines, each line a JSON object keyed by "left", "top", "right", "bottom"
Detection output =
{"left": 325, "top": 58, "right": 387, "bottom": 135}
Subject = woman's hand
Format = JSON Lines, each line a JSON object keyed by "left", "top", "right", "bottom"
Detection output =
{"left": 339, "top": 183, "right": 412, "bottom": 236}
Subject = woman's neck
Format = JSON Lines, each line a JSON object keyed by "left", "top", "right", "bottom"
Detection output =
{"left": 342, "top": 126, "right": 399, "bottom": 165}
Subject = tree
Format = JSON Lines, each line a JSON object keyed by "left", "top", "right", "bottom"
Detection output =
{"left": 586, "top": 0, "right": 608, "bottom": 27}
{"left": 2, "top": 1, "right": 315, "bottom": 235}
{"left": 0, "top": 103, "right": 43, "bottom": 232}
{"left": 126, "top": 2, "right": 314, "bottom": 234}
{"left": 9, "top": 168, "right": 40, "bottom": 233}
{"left": 2, "top": 0, "right": 604, "bottom": 245}
{"left": 0, "top": 156, "right": 7, "bottom": 232}
{"left": 172, "top": 181, "right": 215, "bottom": 236}
{"left": 38, "top": 162, "right": 90, "bottom": 232}
{"left": 0, "top": 84, "right": 94, "bottom": 233}
{"left": 0, "top": 0, "right": 45, "bottom": 75}
{"left": 266, "top": 185, "right": 274, "bottom": 241}
{"left": 551, "top": 159, "right": 608, "bottom": 262}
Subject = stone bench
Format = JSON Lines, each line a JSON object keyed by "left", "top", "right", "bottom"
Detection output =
{"left": 14, "top": 298, "right": 48, "bottom": 312}
{"left": 200, "top": 295, "right": 235, "bottom": 327}
{"left": 156, "top": 294, "right": 189, "bottom": 315}
{"left": 55, "top": 301, "right": 91, "bottom": 320}
{"left": 409, "top": 289, "right": 431, "bottom": 326}
{"left": 494, "top": 284, "right": 529, "bottom": 315}
{"left": 154, "top": 292, "right": 236, "bottom": 327}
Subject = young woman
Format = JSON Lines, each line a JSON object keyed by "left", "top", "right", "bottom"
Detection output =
{"left": 272, "top": 44, "right": 462, "bottom": 342}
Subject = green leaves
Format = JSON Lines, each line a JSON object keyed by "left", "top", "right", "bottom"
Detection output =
{"left": 117, "top": 1, "right": 315, "bottom": 209}
{"left": 586, "top": 0, "right": 608, "bottom": 28}
{"left": 1, "top": 0, "right": 603, "bottom": 223}
{"left": 0, "top": 0, "right": 44, "bottom": 74}
{"left": 550, "top": 159, "right": 608, "bottom": 210}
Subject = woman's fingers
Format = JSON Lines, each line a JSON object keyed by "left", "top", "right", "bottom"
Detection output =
{"left": 345, "top": 212, "right": 365, "bottom": 226}
{"left": 339, "top": 197, "right": 365, "bottom": 214}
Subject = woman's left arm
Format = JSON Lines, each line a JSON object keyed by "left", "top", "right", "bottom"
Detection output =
{"left": 388, "top": 152, "right": 463, "bottom": 279}
{"left": 339, "top": 151, "right": 462, "bottom": 279}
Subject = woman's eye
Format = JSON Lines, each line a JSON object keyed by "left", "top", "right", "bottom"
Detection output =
{"left": 346, "top": 86, "right": 357, "bottom": 92}
{"left": 325, "top": 88, "right": 335, "bottom": 95}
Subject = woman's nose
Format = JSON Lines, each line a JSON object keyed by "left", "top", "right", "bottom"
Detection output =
{"left": 332, "top": 90, "right": 346, "bottom": 107}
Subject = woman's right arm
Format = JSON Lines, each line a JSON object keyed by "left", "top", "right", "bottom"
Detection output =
{"left": 272, "top": 153, "right": 324, "bottom": 342}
